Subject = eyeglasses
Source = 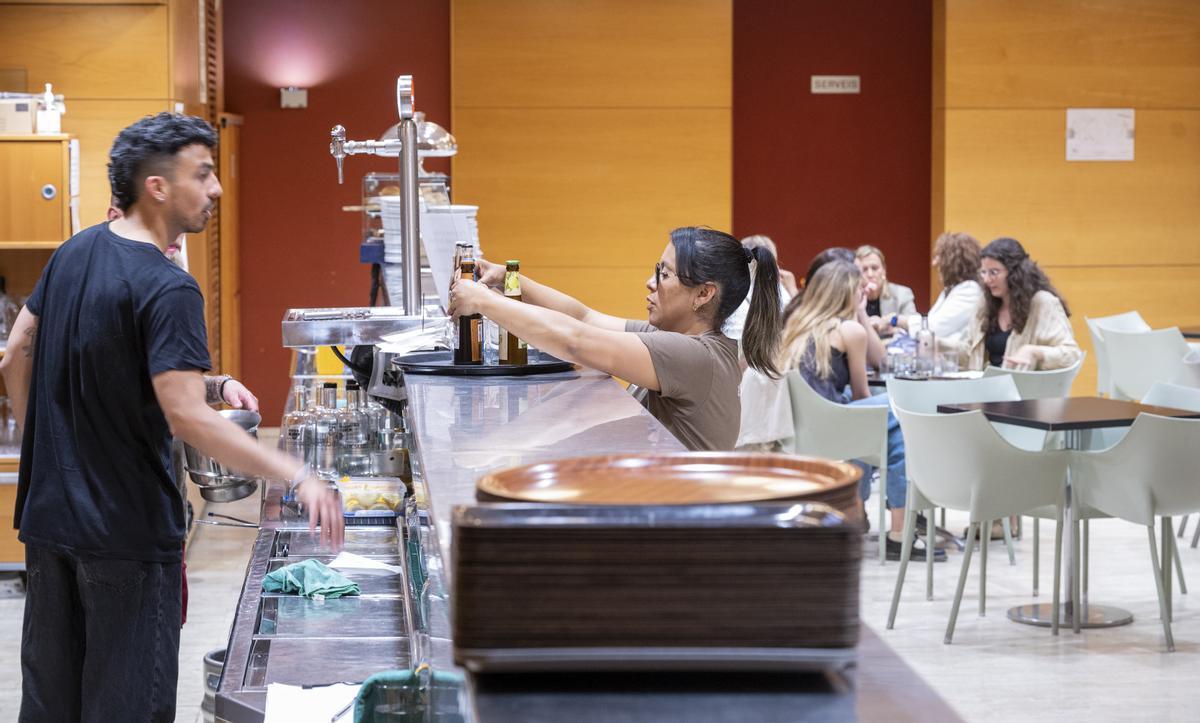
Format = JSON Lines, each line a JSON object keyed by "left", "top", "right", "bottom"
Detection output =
{"left": 654, "top": 262, "right": 674, "bottom": 287}
{"left": 980, "top": 268, "right": 1005, "bottom": 279}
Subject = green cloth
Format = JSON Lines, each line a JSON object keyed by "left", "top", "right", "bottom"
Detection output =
{"left": 261, "top": 559, "right": 360, "bottom": 599}
{"left": 354, "top": 669, "right": 466, "bottom": 723}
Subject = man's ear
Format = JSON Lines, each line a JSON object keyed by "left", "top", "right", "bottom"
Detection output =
{"left": 143, "top": 174, "right": 169, "bottom": 203}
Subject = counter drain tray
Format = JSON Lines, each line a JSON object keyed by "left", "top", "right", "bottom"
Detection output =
{"left": 457, "top": 646, "right": 857, "bottom": 674}
{"left": 396, "top": 350, "right": 575, "bottom": 376}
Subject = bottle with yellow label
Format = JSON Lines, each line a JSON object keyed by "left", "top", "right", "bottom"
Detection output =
{"left": 499, "top": 260, "right": 528, "bottom": 365}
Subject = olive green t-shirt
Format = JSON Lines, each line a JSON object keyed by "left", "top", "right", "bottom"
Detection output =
{"left": 625, "top": 320, "right": 742, "bottom": 451}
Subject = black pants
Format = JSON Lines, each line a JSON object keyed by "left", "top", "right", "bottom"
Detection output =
{"left": 19, "top": 542, "right": 182, "bottom": 722}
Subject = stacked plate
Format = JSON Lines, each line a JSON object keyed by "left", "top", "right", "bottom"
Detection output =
{"left": 452, "top": 453, "right": 863, "bottom": 672}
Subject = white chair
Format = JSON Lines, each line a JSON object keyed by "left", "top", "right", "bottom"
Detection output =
{"left": 981, "top": 354, "right": 1085, "bottom": 400}
{"left": 1105, "top": 327, "right": 1193, "bottom": 401}
{"left": 786, "top": 370, "right": 890, "bottom": 562}
{"left": 1086, "top": 312, "right": 1150, "bottom": 397}
{"left": 887, "top": 375, "right": 1023, "bottom": 598}
{"left": 1071, "top": 414, "right": 1200, "bottom": 651}
{"left": 1140, "top": 383, "right": 1200, "bottom": 561}
{"left": 887, "top": 407, "right": 1068, "bottom": 642}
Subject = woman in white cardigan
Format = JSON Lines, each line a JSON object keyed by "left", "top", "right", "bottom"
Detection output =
{"left": 928, "top": 231, "right": 985, "bottom": 347}
{"left": 963, "top": 237, "right": 1081, "bottom": 371}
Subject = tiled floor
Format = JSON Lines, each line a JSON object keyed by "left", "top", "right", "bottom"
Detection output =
{"left": 3, "top": 481, "right": 1200, "bottom": 721}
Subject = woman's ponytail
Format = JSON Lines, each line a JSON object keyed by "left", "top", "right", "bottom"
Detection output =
{"left": 742, "top": 246, "right": 781, "bottom": 378}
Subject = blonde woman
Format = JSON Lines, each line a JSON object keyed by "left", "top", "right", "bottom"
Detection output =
{"left": 854, "top": 245, "right": 917, "bottom": 336}
{"left": 780, "top": 260, "right": 941, "bottom": 561}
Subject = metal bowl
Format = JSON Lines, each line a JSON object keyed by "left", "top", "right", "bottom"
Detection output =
{"left": 184, "top": 410, "right": 262, "bottom": 503}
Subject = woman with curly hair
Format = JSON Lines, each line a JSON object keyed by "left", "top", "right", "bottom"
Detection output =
{"left": 928, "top": 231, "right": 985, "bottom": 347}
{"left": 965, "top": 237, "right": 1081, "bottom": 370}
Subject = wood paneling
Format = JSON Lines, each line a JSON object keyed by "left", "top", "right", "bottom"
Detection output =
{"left": 218, "top": 113, "right": 241, "bottom": 378}
{"left": 0, "top": 4, "right": 169, "bottom": 99}
{"left": 452, "top": 0, "right": 731, "bottom": 319}
{"left": 0, "top": 250, "right": 53, "bottom": 298}
{"left": 935, "top": 0, "right": 1200, "bottom": 395}
{"left": 61, "top": 98, "right": 173, "bottom": 226}
{"left": 452, "top": 108, "right": 730, "bottom": 269}
{"left": 0, "top": 137, "right": 68, "bottom": 245}
{"left": 942, "top": 109, "right": 1200, "bottom": 267}
{"left": 453, "top": 0, "right": 730, "bottom": 109}
{"left": 945, "top": 0, "right": 1200, "bottom": 109}
{"left": 0, "top": 484, "right": 22, "bottom": 566}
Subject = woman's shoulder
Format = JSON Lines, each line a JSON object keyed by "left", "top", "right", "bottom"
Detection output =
{"left": 888, "top": 282, "right": 915, "bottom": 300}
{"left": 837, "top": 318, "right": 867, "bottom": 345}
{"left": 1030, "top": 289, "right": 1066, "bottom": 313}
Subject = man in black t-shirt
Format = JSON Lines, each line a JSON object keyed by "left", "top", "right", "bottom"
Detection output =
{"left": 0, "top": 113, "right": 343, "bottom": 722}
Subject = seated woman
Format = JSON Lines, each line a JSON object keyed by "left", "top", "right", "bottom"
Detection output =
{"left": 964, "top": 237, "right": 1082, "bottom": 371}
{"left": 783, "top": 247, "right": 885, "bottom": 369}
{"left": 779, "top": 260, "right": 940, "bottom": 561}
{"left": 928, "top": 231, "right": 985, "bottom": 347}
{"left": 854, "top": 245, "right": 917, "bottom": 336}
{"left": 448, "top": 227, "right": 781, "bottom": 451}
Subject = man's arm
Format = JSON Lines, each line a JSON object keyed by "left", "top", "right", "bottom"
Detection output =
{"left": 0, "top": 307, "right": 38, "bottom": 428}
{"left": 153, "top": 369, "right": 343, "bottom": 546}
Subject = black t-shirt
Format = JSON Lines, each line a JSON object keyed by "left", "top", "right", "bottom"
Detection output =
{"left": 866, "top": 298, "right": 881, "bottom": 318}
{"left": 15, "top": 223, "right": 211, "bottom": 563}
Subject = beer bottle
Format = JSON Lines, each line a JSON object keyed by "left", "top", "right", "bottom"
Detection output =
{"left": 499, "top": 260, "right": 528, "bottom": 365}
{"left": 454, "top": 256, "right": 483, "bottom": 365}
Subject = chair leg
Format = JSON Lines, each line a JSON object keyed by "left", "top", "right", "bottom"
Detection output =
{"left": 940, "top": 507, "right": 946, "bottom": 528}
{"left": 886, "top": 504, "right": 918, "bottom": 629}
{"left": 1162, "top": 517, "right": 1173, "bottom": 622}
{"left": 926, "top": 506, "right": 935, "bottom": 601}
{"left": 1052, "top": 509, "right": 1064, "bottom": 636}
{"left": 980, "top": 519, "right": 989, "bottom": 617}
{"left": 1073, "top": 519, "right": 1082, "bottom": 635}
{"left": 1173, "top": 526, "right": 1188, "bottom": 596}
{"left": 1033, "top": 518, "right": 1040, "bottom": 597}
{"left": 1178, "top": 514, "right": 1190, "bottom": 539}
{"left": 946, "top": 522, "right": 978, "bottom": 644}
{"left": 878, "top": 467, "right": 888, "bottom": 564}
{"left": 1002, "top": 517, "right": 1016, "bottom": 566}
{"left": 1147, "top": 524, "right": 1176, "bottom": 652}
{"left": 1192, "top": 517, "right": 1200, "bottom": 549}
{"left": 1083, "top": 519, "right": 1090, "bottom": 600}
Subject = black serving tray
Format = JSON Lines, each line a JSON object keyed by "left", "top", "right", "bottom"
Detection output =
{"left": 396, "top": 350, "right": 576, "bottom": 376}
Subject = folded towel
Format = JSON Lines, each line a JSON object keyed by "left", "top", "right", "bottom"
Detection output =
{"left": 354, "top": 669, "right": 466, "bottom": 723}
{"left": 262, "top": 559, "right": 360, "bottom": 599}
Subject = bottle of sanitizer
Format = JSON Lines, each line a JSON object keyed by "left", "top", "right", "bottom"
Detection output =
{"left": 36, "top": 83, "right": 61, "bottom": 134}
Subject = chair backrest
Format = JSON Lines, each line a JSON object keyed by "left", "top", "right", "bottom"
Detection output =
{"left": 1105, "top": 327, "right": 1190, "bottom": 401}
{"left": 892, "top": 406, "right": 1067, "bottom": 521}
{"left": 887, "top": 374, "right": 1020, "bottom": 414}
{"left": 1142, "top": 381, "right": 1200, "bottom": 413}
{"left": 1086, "top": 312, "right": 1150, "bottom": 397}
{"left": 1073, "top": 414, "right": 1200, "bottom": 524}
{"left": 980, "top": 354, "right": 1086, "bottom": 400}
{"left": 786, "top": 369, "right": 888, "bottom": 462}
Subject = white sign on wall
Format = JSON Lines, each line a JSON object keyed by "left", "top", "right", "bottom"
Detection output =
{"left": 811, "top": 75, "right": 860, "bottom": 94}
{"left": 1066, "top": 108, "right": 1135, "bottom": 161}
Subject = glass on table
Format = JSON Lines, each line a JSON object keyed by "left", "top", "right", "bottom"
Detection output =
{"left": 937, "top": 350, "right": 959, "bottom": 375}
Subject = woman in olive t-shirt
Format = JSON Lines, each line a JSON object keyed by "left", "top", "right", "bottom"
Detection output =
{"left": 447, "top": 227, "right": 783, "bottom": 450}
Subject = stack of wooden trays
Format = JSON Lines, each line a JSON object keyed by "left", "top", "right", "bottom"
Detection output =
{"left": 452, "top": 453, "right": 862, "bottom": 673}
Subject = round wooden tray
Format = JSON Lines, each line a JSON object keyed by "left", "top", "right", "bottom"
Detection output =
{"left": 476, "top": 452, "right": 862, "bottom": 519}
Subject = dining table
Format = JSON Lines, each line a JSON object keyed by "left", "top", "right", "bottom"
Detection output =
{"left": 936, "top": 397, "right": 1200, "bottom": 630}
{"left": 1181, "top": 326, "right": 1200, "bottom": 340}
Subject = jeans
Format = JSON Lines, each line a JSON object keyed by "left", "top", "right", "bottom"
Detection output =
{"left": 20, "top": 543, "right": 182, "bottom": 723}
{"left": 847, "top": 392, "right": 907, "bottom": 509}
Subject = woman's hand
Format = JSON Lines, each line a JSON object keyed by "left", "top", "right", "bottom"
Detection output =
{"left": 1004, "top": 345, "right": 1042, "bottom": 369}
{"left": 475, "top": 259, "right": 506, "bottom": 289}
{"left": 868, "top": 315, "right": 892, "bottom": 335}
{"left": 448, "top": 278, "right": 494, "bottom": 318}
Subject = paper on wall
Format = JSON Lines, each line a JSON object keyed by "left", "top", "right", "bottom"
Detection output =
{"left": 1066, "top": 108, "right": 1134, "bottom": 161}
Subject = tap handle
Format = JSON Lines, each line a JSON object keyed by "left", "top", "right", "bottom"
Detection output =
{"left": 396, "top": 76, "right": 414, "bottom": 120}
{"left": 330, "top": 125, "right": 347, "bottom": 184}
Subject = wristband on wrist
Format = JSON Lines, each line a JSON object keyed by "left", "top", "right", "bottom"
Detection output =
{"left": 889, "top": 314, "right": 898, "bottom": 327}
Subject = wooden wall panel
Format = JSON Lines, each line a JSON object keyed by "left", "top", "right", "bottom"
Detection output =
{"left": 453, "top": 0, "right": 730, "bottom": 109}
{"left": 935, "top": 0, "right": 1200, "bottom": 394}
{"left": 0, "top": 4, "right": 169, "bottom": 99}
{"left": 942, "top": 109, "right": 1200, "bottom": 267}
{"left": 946, "top": 0, "right": 1200, "bottom": 109}
{"left": 452, "top": 0, "right": 731, "bottom": 321}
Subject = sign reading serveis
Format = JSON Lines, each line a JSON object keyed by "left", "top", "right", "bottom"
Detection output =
{"left": 810, "top": 75, "right": 860, "bottom": 94}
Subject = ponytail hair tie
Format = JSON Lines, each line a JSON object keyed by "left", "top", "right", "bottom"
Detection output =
{"left": 744, "top": 247, "right": 755, "bottom": 263}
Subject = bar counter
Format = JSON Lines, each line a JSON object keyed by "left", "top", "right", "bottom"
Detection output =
{"left": 217, "top": 366, "right": 960, "bottom": 722}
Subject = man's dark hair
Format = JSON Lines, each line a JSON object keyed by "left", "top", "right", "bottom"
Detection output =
{"left": 108, "top": 112, "right": 217, "bottom": 212}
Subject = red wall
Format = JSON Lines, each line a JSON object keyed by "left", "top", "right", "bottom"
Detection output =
{"left": 224, "top": 0, "right": 450, "bottom": 420}
{"left": 732, "top": 1, "right": 932, "bottom": 305}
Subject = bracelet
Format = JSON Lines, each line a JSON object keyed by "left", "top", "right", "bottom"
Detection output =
{"left": 889, "top": 314, "right": 898, "bottom": 327}
{"left": 204, "top": 374, "right": 232, "bottom": 405}
{"left": 219, "top": 376, "right": 233, "bottom": 398}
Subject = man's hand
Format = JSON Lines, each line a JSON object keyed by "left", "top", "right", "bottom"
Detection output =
{"left": 221, "top": 379, "right": 259, "bottom": 412}
{"left": 294, "top": 475, "right": 345, "bottom": 549}
{"left": 448, "top": 278, "right": 494, "bottom": 318}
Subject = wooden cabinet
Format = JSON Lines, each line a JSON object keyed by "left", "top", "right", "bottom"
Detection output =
{"left": 0, "top": 135, "right": 71, "bottom": 248}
